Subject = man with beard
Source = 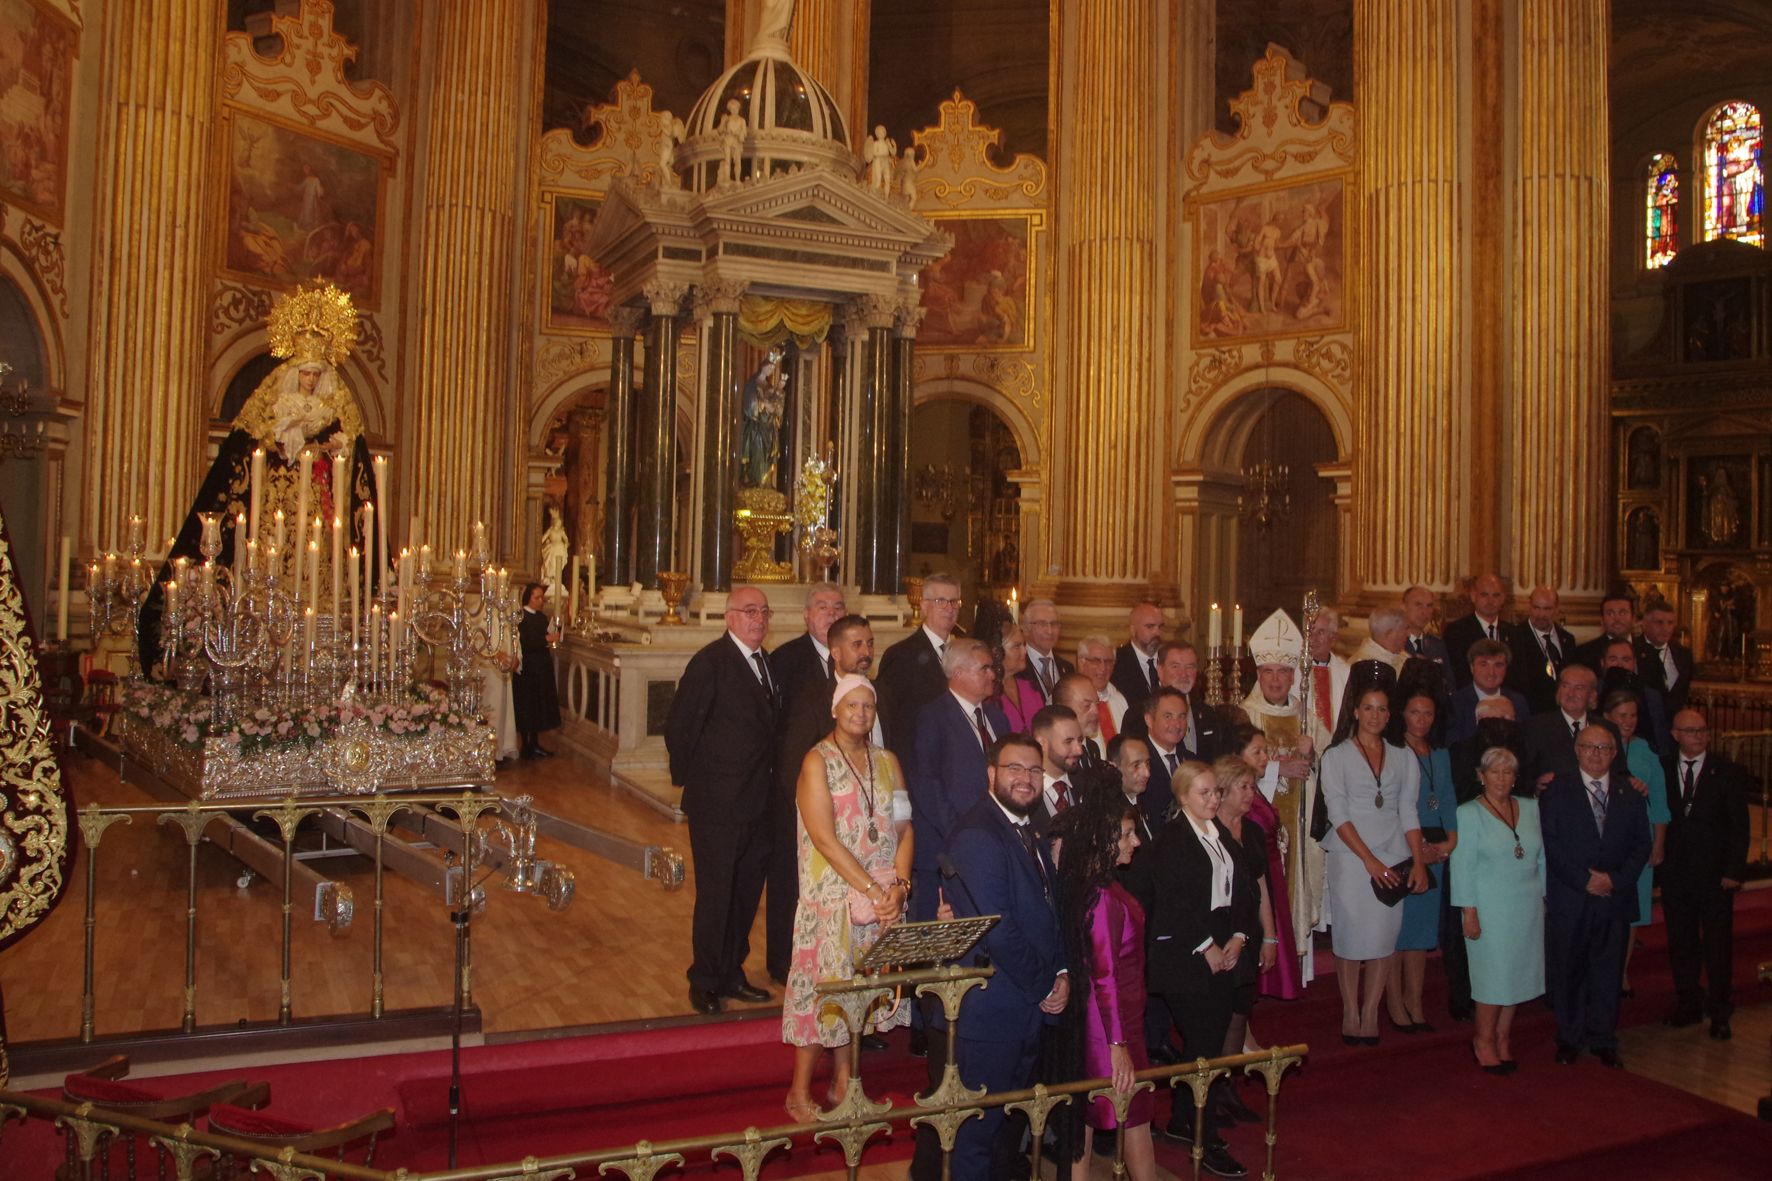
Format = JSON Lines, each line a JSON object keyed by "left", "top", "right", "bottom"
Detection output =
{"left": 1030, "top": 704, "right": 1085, "bottom": 828}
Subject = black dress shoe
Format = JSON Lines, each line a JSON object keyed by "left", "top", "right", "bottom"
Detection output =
{"left": 724, "top": 979, "right": 771, "bottom": 1003}
{"left": 1595, "top": 1048, "right": 1624, "bottom": 1069}
{"left": 1500, "top": 1059, "right": 1518, "bottom": 1074}
{"left": 1554, "top": 1045, "right": 1579, "bottom": 1065}
{"left": 1201, "top": 1143, "right": 1249, "bottom": 1179}
{"left": 688, "top": 988, "right": 722, "bottom": 1015}
{"left": 1710, "top": 1019, "right": 1733, "bottom": 1041}
{"left": 1148, "top": 1042, "right": 1183, "bottom": 1065}
{"left": 531, "top": 744, "right": 556, "bottom": 758}
{"left": 860, "top": 1033, "right": 888, "bottom": 1052}
{"left": 1663, "top": 1010, "right": 1703, "bottom": 1028}
{"left": 907, "top": 1027, "right": 928, "bottom": 1057}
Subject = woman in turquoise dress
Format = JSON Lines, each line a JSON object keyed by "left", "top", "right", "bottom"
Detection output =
{"left": 1601, "top": 687, "right": 1670, "bottom": 995}
{"left": 1389, "top": 693, "right": 1459, "bottom": 1032}
{"left": 1451, "top": 746, "right": 1545, "bottom": 1074}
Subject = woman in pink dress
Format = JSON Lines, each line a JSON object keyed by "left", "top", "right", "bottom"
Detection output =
{"left": 781, "top": 675, "right": 913, "bottom": 1122}
{"left": 1053, "top": 784, "right": 1157, "bottom": 1180}
{"left": 991, "top": 622, "right": 1046, "bottom": 731}
{"left": 1232, "top": 723, "right": 1304, "bottom": 1003}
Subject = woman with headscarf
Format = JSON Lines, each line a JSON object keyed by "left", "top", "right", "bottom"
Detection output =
{"left": 781, "top": 674, "right": 913, "bottom": 1122}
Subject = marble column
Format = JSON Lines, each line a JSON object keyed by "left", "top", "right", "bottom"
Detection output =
{"left": 408, "top": 0, "right": 528, "bottom": 549}
{"left": 85, "top": 0, "right": 217, "bottom": 550}
{"left": 1350, "top": 0, "right": 1473, "bottom": 594}
{"left": 1049, "top": 0, "right": 1164, "bottom": 597}
{"left": 602, "top": 307, "right": 644, "bottom": 587}
{"left": 636, "top": 283, "right": 687, "bottom": 587}
{"left": 853, "top": 298, "right": 896, "bottom": 595}
{"left": 695, "top": 282, "right": 745, "bottom": 592}
{"left": 884, "top": 301, "right": 923, "bottom": 595}
{"left": 1507, "top": 0, "right": 1610, "bottom": 596}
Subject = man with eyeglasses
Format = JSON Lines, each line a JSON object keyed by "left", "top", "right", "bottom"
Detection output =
{"left": 1018, "top": 597, "right": 1071, "bottom": 704}
{"left": 878, "top": 572, "right": 965, "bottom": 758}
{"left": 1075, "top": 633, "right": 1130, "bottom": 743}
{"left": 665, "top": 585, "right": 781, "bottom": 1015}
{"left": 1540, "top": 725, "right": 1650, "bottom": 1068}
{"left": 1660, "top": 709, "right": 1750, "bottom": 1040}
{"left": 912, "top": 733, "right": 1065, "bottom": 1181}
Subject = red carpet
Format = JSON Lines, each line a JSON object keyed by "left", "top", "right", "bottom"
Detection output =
{"left": 7, "top": 891, "right": 1772, "bottom": 1178}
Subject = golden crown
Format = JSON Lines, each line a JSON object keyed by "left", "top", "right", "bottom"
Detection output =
{"left": 266, "top": 281, "right": 358, "bottom": 366}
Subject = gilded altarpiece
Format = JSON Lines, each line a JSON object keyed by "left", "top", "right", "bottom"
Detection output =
{"left": 1177, "top": 49, "right": 1356, "bottom": 626}
{"left": 209, "top": 1, "right": 400, "bottom": 445}
{"left": 906, "top": 91, "right": 1049, "bottom": 593}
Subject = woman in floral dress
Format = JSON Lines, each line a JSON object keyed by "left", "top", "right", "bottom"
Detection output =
{"left": 782, "top": 674, "right": 914, "bottom": 1122}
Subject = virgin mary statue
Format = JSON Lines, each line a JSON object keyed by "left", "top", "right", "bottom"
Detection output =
{"left": 141, "top": 282, "right": 375, "bottom": 672}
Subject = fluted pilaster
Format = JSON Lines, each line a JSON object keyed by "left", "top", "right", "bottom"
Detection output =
{"left": 409, "top": 0, "right": 526, "bottom": 549}
{"left": 1051, "top": 0, "right": 1161, "bottom": 589}
{"left": 1351, "top": 0, "right": 1472, "bottom": 593}
{"left": 86, "top": 0, "right": 216, "bottom": 550}
{"left": 1507, "top": 0, "right": 1610, "bottom": 595}
{"left": 788, "top": 0, "right": 868, "bottom": 149}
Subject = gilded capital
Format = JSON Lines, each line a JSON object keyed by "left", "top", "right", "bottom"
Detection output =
{"left": 854, "top": 293, "right": 897, "bottom": 330}
{"left": 644, "top": 280, "right": 689, "bottom": 318}
{"left": 692, "top": 279, "right": 747, "bottom": 319}
{"left": 893, "top": 298, "right": 927, "bottom": 339}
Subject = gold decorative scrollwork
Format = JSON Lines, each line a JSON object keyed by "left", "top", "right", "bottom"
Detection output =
{"left": 211, "top": 283, "right": 277, "bottom": 339}
{"left": 1184, "top": 49, "right": 1356, "bottom": 189}
{"left": 540, "top": 71, "right": 677, "bottom": 193}
{"left": 0, "top": 503, "right": 71, "bottom": 969}
{"left": 1292, "top": 336, "right": 1353, "bottom": 388}
{"left": 150, "top": 1125, "right": 221, "bottom": 1181}
{"left": 219, "top": 0, "right": 399, "bottom": 152}
{"left": 596, "top": 1141, "right": 684, "bottom": 1181}
{"left": 16, "top": 219, "right": 68, "bottom": 319}
{"left": 910, "top": 90, "right": 1048, "bottom": 209}
{"left": 812, "top": 1120, "right": 892, "bottom": 1169}
{"left": 354, "top": 312, "right": 388, "bottom": 383}
{"left": 1183, "top": 347, "right": 1251, "bottom": 418}
{"left": 486, "top": 1156, "right": 576, "bottom": 1181}
{"left": 710, "top": 1128, "right": 792, "bottom": 1181}
{"left": 536, "top": 338, "right": 609, "bottom": 396}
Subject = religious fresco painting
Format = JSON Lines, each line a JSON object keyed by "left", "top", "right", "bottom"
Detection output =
{"left": 0, "top": 0, "right": 74, "bottom": 220}
{"left": 1194, "top": 174, "right": 1347, "bottom": 344}
{"left": 221, "top": 108, "right": 385, "bottom": 305}
{"left": 917, "top": 215, "right": 1032, "bottom": 350}
{"left": 547, "top": 194, "right": 614, "bottom": 332}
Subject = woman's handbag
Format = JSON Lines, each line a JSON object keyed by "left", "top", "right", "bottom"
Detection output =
{"left": 1369, "top": 858, "right": 1415, "bottom": 908}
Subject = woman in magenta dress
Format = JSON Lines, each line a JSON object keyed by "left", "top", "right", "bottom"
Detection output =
{"left": 1231, "top": 723, "right": 1303, "bottom": 1002}
{"left": 1053, "top": 783, "right": 1157, "bottom": 1180}
{"left": 990, "top": 622, "right": 1046, "bottom": 731}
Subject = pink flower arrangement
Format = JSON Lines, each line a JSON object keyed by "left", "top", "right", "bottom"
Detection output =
{"left": 123, "top": 685, "right": 474, "bottom": 756}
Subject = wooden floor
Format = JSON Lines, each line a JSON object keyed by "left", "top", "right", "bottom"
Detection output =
{"left": 3, "top": 746, "right": 1769, "bottom": 1142}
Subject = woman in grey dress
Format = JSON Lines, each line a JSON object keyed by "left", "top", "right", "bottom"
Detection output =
{"left": 1319, "top": 678, "right": 1430, "bottom": 1044}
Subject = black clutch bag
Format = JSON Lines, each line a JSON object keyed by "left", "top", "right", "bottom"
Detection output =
{"left": 1369, "top": 858, "right": 1415, "bottom": 908}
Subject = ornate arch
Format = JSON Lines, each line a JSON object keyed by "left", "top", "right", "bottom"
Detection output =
{"left": 1177, "top": 364, "right": 1351, "bottom": 469}
{"left": 0, "top": 243, "right": 65, "bottom": 390}
{"left": 912, "top": 375, "right": 1043, "bottom": 467}
{"left": 208, "top": 327, "right": 386, "bottom": 440}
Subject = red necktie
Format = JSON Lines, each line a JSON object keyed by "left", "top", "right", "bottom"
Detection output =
{"left": 1053, "top": 780, "right": 1071, "bottom": 812}
{"left": 1097, "top": 701, "right": 1117, "bottom": 741}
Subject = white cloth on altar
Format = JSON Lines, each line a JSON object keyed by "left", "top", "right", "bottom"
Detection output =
{"left": 481, "top": 660, "right": 521, "bottom": 761}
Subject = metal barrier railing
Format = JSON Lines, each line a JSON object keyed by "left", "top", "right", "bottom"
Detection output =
{"left": 69, "top": 790, "right": 495, "bottom": 1042}
{"left": 2, "top": 963, "right": 1309, "bottom": 1181}
{"left": 1706, "top": 730, "right": 1772, "bottom": 867}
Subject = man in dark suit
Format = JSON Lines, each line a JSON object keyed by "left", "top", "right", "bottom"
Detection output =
{"left": 1599, "top": 640, "right": 1672, "bottom": 753}
{"left": 876, "top": 572, "right": 963, "bottom": 758}
{"left": 1443, "top": 573, "right": 1512, "bottom": 689}
{"left": 1508, "top": 585, "right": 1576, "bottom": 715}
{"left": 1120, "top": 641, "right": 1223, "bottom": 755}
{"left": 665, "top": 585, "right": 780, "bottom": 1014}
{"left": 1541, "top": 725, "right": 1651, "bottom": 1067}
{"left": 1018, "top": 597, "right": 1073, "bottom": 704}
{"left": 1520, "top": 663, "right": 1603, "bottom": 794}
{"left": 907, "top": 638, "right": 1010, "bottom": 924}
{"left": 1108, "top": 733, "right": 1159, "bottom": 847}
{"left": 1111, "top": 601, "right": 1165, "bottom": 719}
{"left": 1401, "top": 585, "right": 1451, "bottom": 666}
{"left": 1139, "top": 686, "right": 1194, "bottom": 830}
{"left": 1568, "top": 592, "right": 1637, "bottom": 674}
{"left": 929, "top": 733, "right": 1066, "bottom": 1181}
{"left": 1052, "top": 672, "right": 1104, "bottom": 766}
{"left": 1637, "top": 600, "right": 1695, "bottom": 716}
{"left": 1030, "top": 703, "right": 1083, "bottom": 828}
{"left": 1661, "top": 709, "right": 1752, "bottom": 1040}
{"left": 1447, "top": 639, "right": 1532, "bottom": 744}
{"left": 768, "top": 603, "right": 865, "bottom": 982}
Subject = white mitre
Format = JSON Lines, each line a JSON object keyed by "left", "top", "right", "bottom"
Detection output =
{"left": 1249, "top": 608, "right": 1303, "bottom": 668}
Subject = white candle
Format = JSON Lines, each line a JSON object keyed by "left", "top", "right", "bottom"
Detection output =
{"left": 397, "top": 548, "right": 411, "bottom": 623}
{"left": 200, "top": 513, "right": 221, "bottom": 555}
{"left": 586, "top": 553, "right": 597, "bottom": 599}
{"left": 232, "top": 514, "right": 246, "bottom": 578}
{"left": 331, "top": 515, "right": 342, "bottom": 622}
{"left": 419, "top": 544, "right": 432, "bottom": 578}
{"left": 373, "top": 455, "right": 391, "bottom": 591}
{"left": 569, "top": 556, "right": 581, "bottom": 622}
{"left": 362, "top": 503, "right": 376, "bottom": 599}
{"left": 1233, "top": 603, "right": 1244, "bottom": 649}
{"left": 126, "top": 514, "right": 145, "bottom": 557}
{"left": 304, "top": 605, "right": 316, "bottom": 653}
{"left": 309, "top": 539, "right": 322, "bottom": 623}
{"left": 55, "top": 536, "right": 70, "bottom": 641}
{"left": 349, "top": 545, "right": 361, "bottom": 644}
{"left": 165, "top": 579, "right": 178, "bottom": 619}
{"left": 453, "top": 549, "right": 466, "bottom": 582}
{"left": 294, "top": 451, "right": 311, "bottom": 592}
{"left": 371, "top": 604, "right": 382, "bottom": 691}
{"left": 331, "top": 451, "right": 348, "bottom": 519}
{"left": 388, "top": 609, "right": 401, "bottom": 673}
{"left": 249, "top": 449, "right": 265, "bottom": 540}
{"left": 1209, "top": 602, "right": 1222, "bottom": 649}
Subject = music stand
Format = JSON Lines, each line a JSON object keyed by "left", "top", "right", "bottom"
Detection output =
{"left": 854, "top": 914, "right": 998, "bottom": 975}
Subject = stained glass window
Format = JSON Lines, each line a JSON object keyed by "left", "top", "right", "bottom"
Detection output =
{"left": 1702, "top": 101, "right": 1763, "bottom": 247}
{"left": 1646, "top": 153, "right": 1679, "bottom": 268}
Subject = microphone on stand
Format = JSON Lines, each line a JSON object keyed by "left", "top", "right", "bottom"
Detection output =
{"left": 935, "top": 852, "right": 982, "bottom": 916}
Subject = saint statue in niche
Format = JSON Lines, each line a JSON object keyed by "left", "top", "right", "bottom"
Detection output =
{"left": 1701, "top": 465, "right": 1743, "bottom": 545}
{"left": 1626, "top": 427, "right": 1660, "bottom": 489}
{"left": 1626, "top": 506, "right": 1660, "bottom": 571}
{"left": 741, "top": 348, "right": 789, "bottom": 488}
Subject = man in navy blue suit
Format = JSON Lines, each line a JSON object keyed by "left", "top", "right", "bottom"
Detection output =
{"left": 908, "top": 638, "right": 1010, "bottom": 924}
{"left": 1541, "top": 724, "right": 1651, "bottom": 1068}
{"left": 1446, "top": 638, "right": 1531, "bottom": 744}
{"left": 940, "top": 733, "right": 1067, "bottom": 1181}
